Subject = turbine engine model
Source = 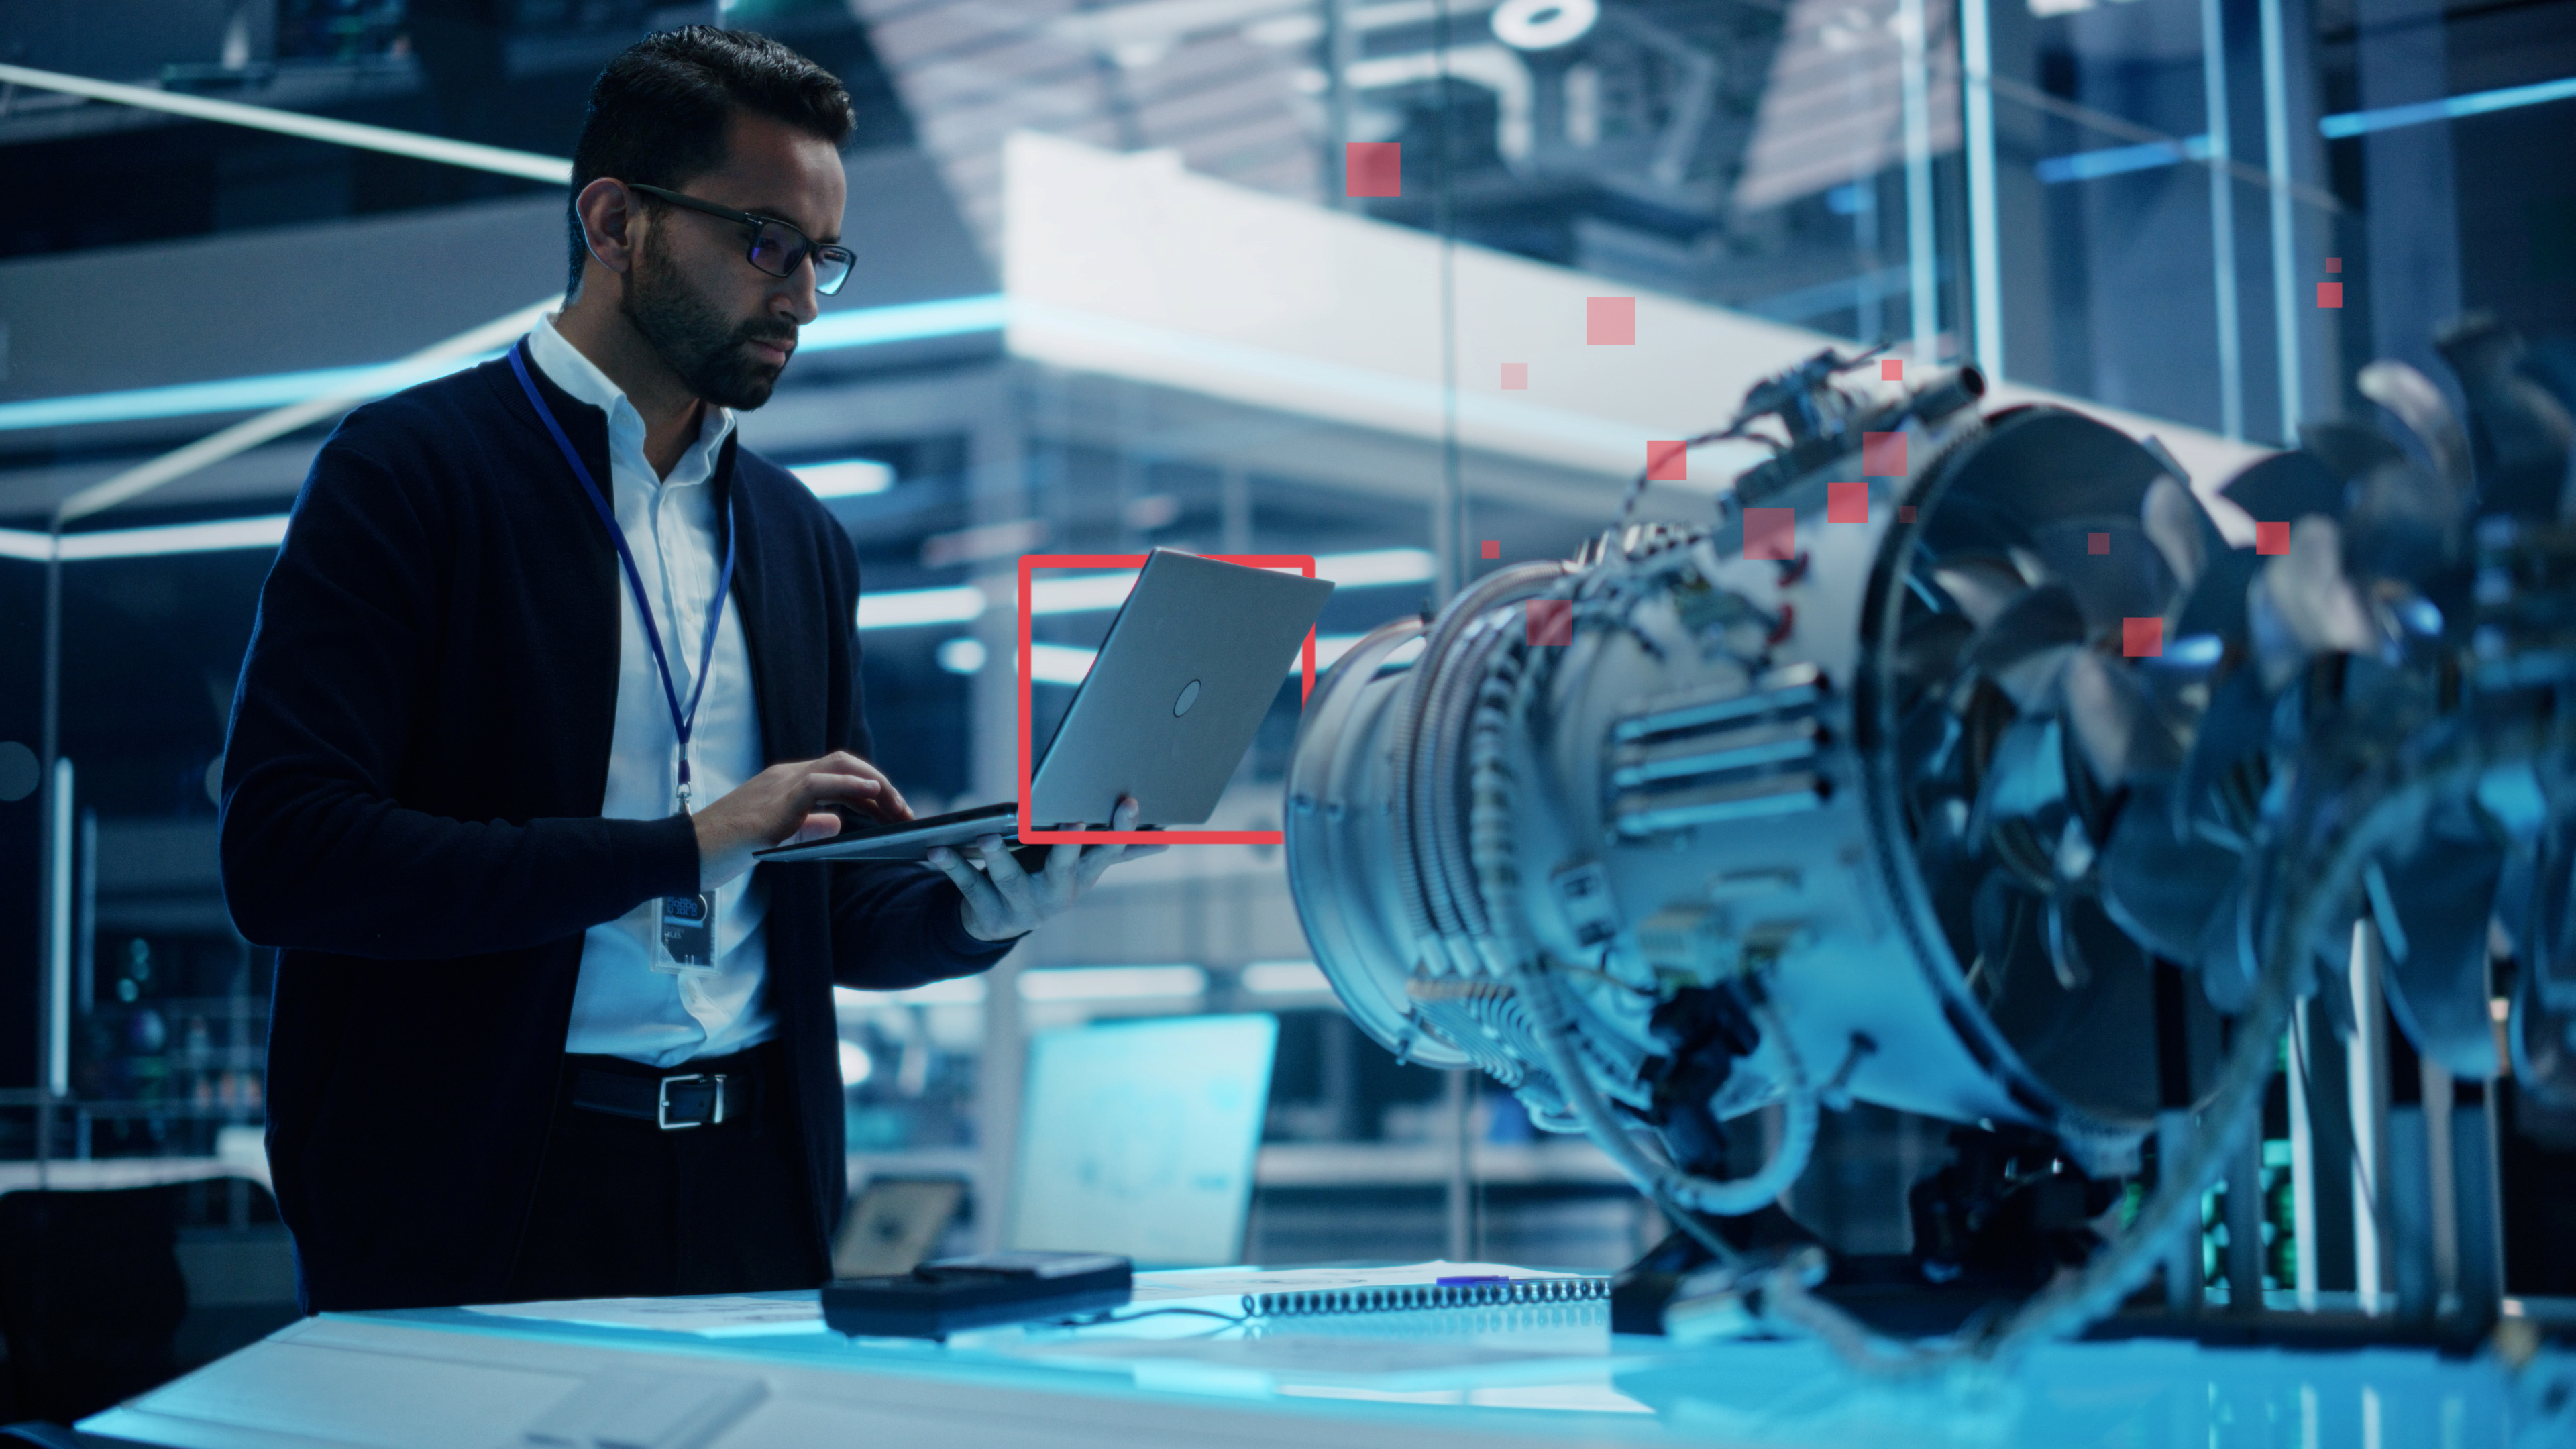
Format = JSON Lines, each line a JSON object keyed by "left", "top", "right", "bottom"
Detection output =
{"left": 1281, "top": 317, "right": 2576, "bottom": 1365}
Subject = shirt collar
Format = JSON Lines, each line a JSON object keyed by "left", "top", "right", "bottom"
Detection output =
{"left": 527, "top": 315, "right": 738, "bottom": 482}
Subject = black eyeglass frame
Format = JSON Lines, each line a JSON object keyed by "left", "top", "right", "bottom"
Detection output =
{"left": 627, "top": 182, "right": 855, "bottom": 296}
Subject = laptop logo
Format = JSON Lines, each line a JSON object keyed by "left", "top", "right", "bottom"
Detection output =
{"left": 1173, "top": 680, "right": 1202, "bottom": 717}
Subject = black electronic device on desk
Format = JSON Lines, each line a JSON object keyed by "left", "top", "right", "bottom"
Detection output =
{"left": 822, "top": 1252, "right": 1132, "bottom": 1339}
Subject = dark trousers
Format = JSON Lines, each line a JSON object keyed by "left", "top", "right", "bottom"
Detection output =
{"left": 504, "top": 1040, "right": 824, "bottom": 1302}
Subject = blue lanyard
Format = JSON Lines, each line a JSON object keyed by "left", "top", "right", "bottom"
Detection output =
{"left": 509, "top": 338, "right": 737, "bottom": 803}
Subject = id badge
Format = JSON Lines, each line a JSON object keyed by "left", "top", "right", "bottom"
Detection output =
{"left": 653, "top": 892, "right": 718, "bottom": 975}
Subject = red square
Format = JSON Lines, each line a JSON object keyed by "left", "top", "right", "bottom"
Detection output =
{"left": 2325, "top": 257, "right": 2342, "bottom": 273}
{"left": 2124, "top": 617, "right": 2163, "bottom": 658}
{"left": 1862, "top": 431, "right": 1907, "bottom": 477}
{"left": 1527, "top": 598, "right": 1572, "bottom": 646}
{"left": 2319, "top": 282, "right": 2343, "bottom": 309}
{"left": 1346, "top": 142, "right": 1401, "bottom": 197}
{"left": 1500, "top": 362, "right": 1529, "bottom": 390}
{"left": 1587, "top": 297, "right": 1636, "bottom": 346}
{"left": 1481, "top": 539, "right": 1500, "bottom": 559}
{"left": 1880, "top": 359, "right": 1904, "bottom": 382}
{"left": 1647, "top": 440, "right": 1690, "bottom": 481}
{"left": 1828, "top": 480, "right": 1868, "bottom": 523}
{"left": 2256, "top": 520, "right": 2290, "bottom": 555}
{"left": 1899, "top": 505, "right": 1917, "bottom": 523}
{"left": 1745, "top": 508, "right": 1796, "bottom": 561}
{"left": 2088, "top": 531, "right": 2109, "bottom": 555}
{"left": 1018, "top": 554, "right": 1315, "bottom": 847}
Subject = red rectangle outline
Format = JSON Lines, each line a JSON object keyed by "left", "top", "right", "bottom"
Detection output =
{"left": 1018, "top": 553, "right": 1316, "bottom": 846}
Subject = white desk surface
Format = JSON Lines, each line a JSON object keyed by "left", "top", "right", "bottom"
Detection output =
{"left": 80, "top": 1270, "right": 2569, "bottom": 1449}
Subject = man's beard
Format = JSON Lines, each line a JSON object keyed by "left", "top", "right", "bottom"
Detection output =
{"left": 620, "top": 239, "right": 794, "bottom": 410}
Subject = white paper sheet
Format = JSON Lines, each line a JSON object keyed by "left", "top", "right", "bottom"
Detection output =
{"left": 462, "top": 1293, "right": 824, "bottom": 1337}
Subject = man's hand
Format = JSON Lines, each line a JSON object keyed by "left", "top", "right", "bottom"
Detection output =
{"left": 927, "top": 796, "right": 1167, "bottom": 942}
{"left": 692, "top": 751, "right": 910, "bottom": 892}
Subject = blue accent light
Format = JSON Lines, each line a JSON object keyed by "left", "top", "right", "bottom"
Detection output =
{"left": 2035, "top": 135, "right": 2210, "bottom": 185}
{"left": 2035, "top": 74, "right": 2574, "bottom": 185}
{"left": 2318, "top": 74, "right": 2576, "bottom": 138}
{"left": 0, "top": 293, "right": 1009, "bottom": 434}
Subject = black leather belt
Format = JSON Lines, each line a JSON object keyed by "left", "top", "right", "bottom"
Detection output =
{"left": 568, "top": 1066, "right": 753, "bottom": 1130}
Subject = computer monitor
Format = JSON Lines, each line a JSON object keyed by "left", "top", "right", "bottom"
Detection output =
{"left": 1004, "top": 1013, "right": 1279, "bottom": 1269}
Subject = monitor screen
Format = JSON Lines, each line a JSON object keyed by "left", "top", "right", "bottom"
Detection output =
{"left": 1006, "top": 1013, "right": 1279, "bottom": 1268}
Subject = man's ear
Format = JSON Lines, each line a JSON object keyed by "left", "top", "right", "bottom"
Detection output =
{"left": 575, "top": 178, "right": 639, "bottom": 276}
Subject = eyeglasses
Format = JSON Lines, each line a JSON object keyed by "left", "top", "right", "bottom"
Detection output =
{"left": 628, "top": 183, "right": 855, "bottom": 296}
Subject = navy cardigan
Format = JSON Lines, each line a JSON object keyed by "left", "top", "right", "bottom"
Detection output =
{"left": 219, "top": 351, "right": 1010, "bottom": 1312}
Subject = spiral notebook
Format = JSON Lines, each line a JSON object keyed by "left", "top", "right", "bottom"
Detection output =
{"left": 1241, "top": 1271, "right": 1611, "bottom": 1318}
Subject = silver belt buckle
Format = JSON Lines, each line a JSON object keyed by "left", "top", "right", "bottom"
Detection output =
{"left": 656, "top": 1073, "right": 725, "bottom": 1130}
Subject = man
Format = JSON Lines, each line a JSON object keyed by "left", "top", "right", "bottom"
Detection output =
{"left": 219, "top": 27, "right": 1153, "bottom": 1313}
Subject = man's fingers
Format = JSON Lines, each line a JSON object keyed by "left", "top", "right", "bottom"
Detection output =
{"left": 927, "top": 846, "right": 1005, "bottom": 919}
{"left": 789, "top": 812, "right": 844, "bottom": 845}
{"left": 1045, "top": 841, "right": 1081, "bottom": 896}
{"left": 975, "top": 836, "right": 1040, "bottom": 919}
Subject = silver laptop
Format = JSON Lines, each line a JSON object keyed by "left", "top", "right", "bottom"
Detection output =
{"left": 757, "top": 549, "right": 1334, "bottom": 863}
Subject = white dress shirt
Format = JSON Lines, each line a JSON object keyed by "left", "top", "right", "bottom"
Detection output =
{"left": 529, "top": 318, "right": 777, "bottom": 1068}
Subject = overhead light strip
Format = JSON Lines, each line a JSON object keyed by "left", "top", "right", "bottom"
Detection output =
{"left": 0, "top": 62, "right": 574, "bottom": 182}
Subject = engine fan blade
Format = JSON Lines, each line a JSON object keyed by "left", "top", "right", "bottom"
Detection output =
{"left": 2032, "top": 519, "right": 2178, "bottom": 629}
{"left": 2250, "top": 517, "right": 2379, "bottom": 690}
{"left": 1966, "top": 584, "right": 2086, "bottom": 710}
{"left": 1932, "top": 555, "right": 2037, "bottom": 629}
{"left": 2341, "top": 458, "right": 2462, "bottom": 585}
{"left": 2358, "top": 360, "right": 2474, "bottom": 496}
{"left": 2436, "top": 313, "right": 2576, "bottom": 520}
{"left": 2174, "top": 665, "right": 2273, "bottom": 840}
{"left": 2224, "top": 446, "right": 2349, "bottom": 525}
{"left": 2098, "top": 779, "right": 2247, "bottom": 964}
{"left": 2367, "top": 833, "right": 2507, "bottom": 1079}
{"left": 2062, "top": 648, "right": 2185, "bottom": 788}
{"left": 2143, "top": 473, "right": 2225, "bottom": 596}
{"left": 2171, "top": 543, "right": 2263, "bottom": 644}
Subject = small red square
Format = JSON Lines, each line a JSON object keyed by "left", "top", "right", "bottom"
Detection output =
{"left": 2088, "top": 531, "right": 2109, "bottom": 555}
{"left": 2319, "top": 282, "right": 2343, "bottom": 309}
{"left": 1588, "top": 297, "right": 1636, "bottom": 346}
{"left": 1745, "top": 508, "right": 1796, "bottom": 561}
{"left": 1481, "top": 539, "right": 1501, "bottom": 559}
{"left": 1899, "top": 505, "right": 1917, "bottom": 523}
{"left": 2255, "top": 520, "right": 2290, "bottom": 555}
{"left": 1500, "top": 362, "right": 1529, "bottom": 390}
{"left": 1862, "top": 431, "right": 1907, "bottom": 477}
{"left": 1346, "top": 142, "right": 1401, "bottom": 197}
{"left": 1527, "top": 597, "right": 1572, "bottom": 646}
{"left": 2325, "top": 257, "right": 2341, "bottom": 273}
{"left": 1647, "top": 440, "right": 1690, "bottom": 481}
{"left": 2124, "top": 617, "right": 2163, "bottom": 658}
{"left": 1880, "top": 359, "right": 1904, "bottom": 382}
{"left": 1828, "top": 480, "right": 1868, "bottom": 523}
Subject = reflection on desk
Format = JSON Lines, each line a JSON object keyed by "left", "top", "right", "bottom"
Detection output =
{"left": 77, "top": 1260, "right": 2565, "bottom": 1448}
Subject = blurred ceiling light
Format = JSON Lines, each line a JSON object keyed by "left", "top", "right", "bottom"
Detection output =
{"left": 856, "top": 586, "right": 987, "bottom": 629}
{"left": 1018, "top": 965, "right": 1208, "bottom": 1000}
{"left": 0, "top": 514, "right": 293, "bottom": 561}
{"left": 794, "top": 459, "right": 897, "bottom": 498}
{"left": 1491, "top": 0, "right": 1599, "bottom": 50}
{"left": 837, "top": 1038, "right": 876, "bottom": 1086}
{"left": 1120, "top": 493, "right": 1184, "bottom": 531}
{"left": 921, "top": 518, "right": 1052, "bottom": 569}
{"left": 1241, "top": 960, "right": 1331, "bottom": 994}
{"left": 935, "top": 637, "right": 989, "bottom": 674}
{"left": 1316, "top": 547, "right": 1436, "bottom": 587}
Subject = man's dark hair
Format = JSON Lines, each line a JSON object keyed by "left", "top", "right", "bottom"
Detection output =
{"left": 566, "top": 27, "right": 855, "bottom": 296}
